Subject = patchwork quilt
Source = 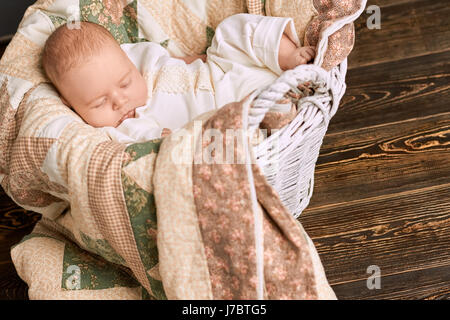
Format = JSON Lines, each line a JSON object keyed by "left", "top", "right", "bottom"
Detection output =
{"left": 0, "top": 0, "right": 366, "bottom": 299}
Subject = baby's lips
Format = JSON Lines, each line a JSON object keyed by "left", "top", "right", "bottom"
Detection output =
{"left": 118, "top": 108, "right": 135, "bottom": 126}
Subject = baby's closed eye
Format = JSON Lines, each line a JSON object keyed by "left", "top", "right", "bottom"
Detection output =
{"left": 121, "top": 78, "right": 132, "bottom": 88}
{"left": 93, "top": 98, "right": 106, "bottom": 108}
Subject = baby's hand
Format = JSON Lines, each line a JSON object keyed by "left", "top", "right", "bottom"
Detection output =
{"left": 161, "top": 128, "right": 172, "bottom": 137}
{"left": 174, "top": 54, "right": 207, "bottom": 64}
{"left": 279, "top": 32, "right": 316, "bottom": 71}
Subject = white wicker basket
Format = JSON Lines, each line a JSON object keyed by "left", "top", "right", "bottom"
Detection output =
{"left": 250, "top": 59, "right": 348, "bottom": 218}
{"left": 247, "top": 0, "right": 367, "bottom": 220}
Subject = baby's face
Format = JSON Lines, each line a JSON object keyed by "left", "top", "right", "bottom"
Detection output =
{"left": 57, "top": 42, "right": 148, "bottom": 128}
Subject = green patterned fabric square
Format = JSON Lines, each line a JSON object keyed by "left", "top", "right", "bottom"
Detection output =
{"left": 61, "top": 241, "right": 140, "bottom": 291}
{"left": 80, "top": 231, "right": 126, "bottom": 266}
{"left": 122, "top": 140, "right": 167, "bottom": 300}
{"left": 78, "top": 0, "right": 143, "bottom": 44}
{"left": 123, "top": 139, "right": 162, "bottom": 165}
{"left": 48, "top": 15, "right": 67, "bottom": 28}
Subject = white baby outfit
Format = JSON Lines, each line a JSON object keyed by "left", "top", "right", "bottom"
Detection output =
{"left": 102, "top": 14, "right": 300, "bottom": 144}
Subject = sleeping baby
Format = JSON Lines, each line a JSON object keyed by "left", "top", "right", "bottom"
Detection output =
{"left": 42, "top": 14, "right": 315, "bottom": 144}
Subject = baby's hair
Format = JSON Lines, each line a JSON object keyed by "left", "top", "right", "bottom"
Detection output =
{"left": 42, "top": 21, "right": 119, "bottom": 85}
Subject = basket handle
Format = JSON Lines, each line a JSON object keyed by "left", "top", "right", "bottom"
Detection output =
{"left": 248, "top": 64, "right": 332, "bottom": 132}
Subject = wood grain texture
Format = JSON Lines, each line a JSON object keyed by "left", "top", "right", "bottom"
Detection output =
{"left": 0, "top": 223, "right": 35, "bottom": 300}
{"left": 331, "top": 50, "right": 450, "bottom": 134}
{"left": 301, "top": 0, "right": 450, "bottom": 299}
{"left": 309, "top": 114, "right": 450, "bottom": 207}
{"left": 331, "top": 264, "right": 450, "bottom": 300}
{"left": 301, "top": 184, "right": 450, "bottom": 282}
{"left": 304, "top": 46, "right": 450, "bottom": 297}
{"left": 349, "top": 0, "right": 450, "bottom": 69}
{"left": 369, "top": 0, "right": 424, "bottom": 9}
{"left": 0, "top": 263, "right": 29, "bottom": 300}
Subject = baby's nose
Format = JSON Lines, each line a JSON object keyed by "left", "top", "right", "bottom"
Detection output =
{"left": 112, "top": 101, "right": 126, "bottom": 111}
{"left": 112, "top": 93, "right": 127, "bottom": 110}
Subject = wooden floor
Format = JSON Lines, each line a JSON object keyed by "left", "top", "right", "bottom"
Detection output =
{"left": 0, "top": 0, "right": 449, "bottom": 299}
{"left": 300, "top": 0, "right": 450, "bottom": 299}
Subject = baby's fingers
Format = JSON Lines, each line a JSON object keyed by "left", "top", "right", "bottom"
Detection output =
{"left": 301, "top": 47, "right": 316, "bottom": 61}
{"left": 306, "top": 46, "right": 316, "bottom": 58}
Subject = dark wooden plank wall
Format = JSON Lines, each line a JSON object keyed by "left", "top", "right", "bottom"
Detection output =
{"left": 0, "top": 0, "right": 449, "bottom": 299}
